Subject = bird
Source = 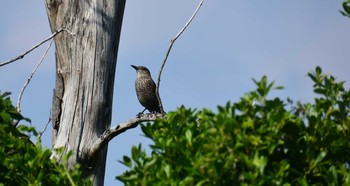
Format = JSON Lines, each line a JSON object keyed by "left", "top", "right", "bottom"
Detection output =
{"left": 131, "top": 65, "right": 162, "bottom": 114}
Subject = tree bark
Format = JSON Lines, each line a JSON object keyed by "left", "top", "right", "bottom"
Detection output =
{"left": 45, "top": 0, "right": 125, "bottom": 185}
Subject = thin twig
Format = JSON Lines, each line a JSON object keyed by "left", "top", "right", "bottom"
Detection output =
{"left": 38, "top": 112, "right": 52, "bottom": 143}
{"left": 17, "top": 40, "right": 54, "bottom": 113}
{"left": 155, "top": 0, "right": 204, "bottom": 114}
{"left": 0, "top": 27, "right": 73, "bottom": 67}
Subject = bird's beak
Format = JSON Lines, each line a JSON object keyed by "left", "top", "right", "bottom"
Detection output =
{"left": 131, "top": 65, "right": 138, "bottom": 70}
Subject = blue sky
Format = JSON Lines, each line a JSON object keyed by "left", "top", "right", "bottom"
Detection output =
{"left": 1, "top": 0, "right": 349, "bottom": 185}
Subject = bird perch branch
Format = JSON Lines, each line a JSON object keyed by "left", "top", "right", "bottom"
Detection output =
{"left": 0, "top": 27, "right": 73, "bottom": 67}
{"left": 86, "top": 113, "right": 164, "bottom": 161}
{"left": 155, "top": 0, "right": 204, "bottom": 114}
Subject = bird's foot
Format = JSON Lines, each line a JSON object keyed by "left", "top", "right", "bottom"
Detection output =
{"left": 150, "top": 111, "right": 167, "bottom": 118}
{"left": 136, "top": 112, "right": 144, "bottom": 118}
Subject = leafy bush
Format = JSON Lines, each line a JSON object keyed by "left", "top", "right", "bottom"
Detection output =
{"left": 0, "top": 92, "right": 90, "bottom": 186}
{"left": 117, "top": 67, "right": 350, "bottom": 185}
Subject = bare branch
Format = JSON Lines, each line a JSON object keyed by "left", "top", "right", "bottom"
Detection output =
{"left": 17, "top": 40, "right": 54, "bottom": 113}
{"left": 0, "top": 27, "right": 73, "bottom": 67}
{"left": 86, "top": 113, "right": 165, "bottom": 161}
{"left": 155, "top": 0, "right": 204, "bottom": 114}
{"left": 38, "top": 112, "right": 52, "bottom": 143}
{"left": 174, "top": 0, "right": 204, "bottom": 42}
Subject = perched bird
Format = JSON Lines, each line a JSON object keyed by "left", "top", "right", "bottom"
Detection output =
{"left": 131, "top": 65, "right": 161, "bottom": 114}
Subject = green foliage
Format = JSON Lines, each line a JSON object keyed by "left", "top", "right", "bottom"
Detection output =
{"left": 117, "top": 67, "right": 350, "bottom": 185}
{"left": 340, "top": 0, "right": 350, "bottom": 18}
{"left": 0, "top": 92, "right": 91, "bottom": 186}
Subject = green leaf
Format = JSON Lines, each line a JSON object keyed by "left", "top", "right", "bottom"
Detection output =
{"left": 308, "top": 72, "right": 317, "bottom": 82}
{"left": 131, "top": 145, "right": 140, "bottom": 161}
{"left": 274, "top": 86, "right": 284, "bottom": 90}
{"left": 310, "top": 151, "right": 327, "bottom": 170}
{"left": 314, "top": 88, "right": 326, "bottom": 95}
{"left": 185, "top": 129, "right": 192, "bottom": 144}
{"left": 315, "top": 151, "right": 327, "bottom": 165}
{"left": 163, "top": 164, "right": 171, "bottom": 178}
{"left": 315, "top": 66, "right": 322, "bottom": 75}
{"left": 343, "top": 2, "right": 350, "bottom": 14}
{"left": 140, "top": 123, "right": 152, "bottom": 139}
{"left": 120, "top": 156, "right": 132, "bottom": 168}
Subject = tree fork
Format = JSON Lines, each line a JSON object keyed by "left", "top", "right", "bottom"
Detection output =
{"left": 45, "top": 0, "right": 126, "bottom": 185}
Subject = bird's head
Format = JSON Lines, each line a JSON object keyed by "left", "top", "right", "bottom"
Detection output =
{"left": 131, "top": 65, "right": 152, "bottom": 77}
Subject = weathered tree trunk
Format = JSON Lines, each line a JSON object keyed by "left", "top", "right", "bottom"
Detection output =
{"left": 45, "top": 0, "right": 126, "bottom": 185}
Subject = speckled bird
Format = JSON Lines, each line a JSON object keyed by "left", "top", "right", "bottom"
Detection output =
{"left": 131, "top": 65, "right": 161, "bottom": 114}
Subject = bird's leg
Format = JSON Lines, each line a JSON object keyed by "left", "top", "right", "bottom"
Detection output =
{"left": 136, "top": 108, "right": 147, "bottom": 118}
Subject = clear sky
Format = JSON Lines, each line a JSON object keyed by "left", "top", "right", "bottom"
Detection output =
{"left": 1, "top": 0, "right": 349, "bottom": 185}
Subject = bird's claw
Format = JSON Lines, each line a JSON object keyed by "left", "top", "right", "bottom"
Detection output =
{"left": 136, "top": 112, "right": 144, "bottom": 118}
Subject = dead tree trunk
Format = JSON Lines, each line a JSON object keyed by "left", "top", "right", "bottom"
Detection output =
{"left": 45, "top": 0, "right": 126, "bottom": 185}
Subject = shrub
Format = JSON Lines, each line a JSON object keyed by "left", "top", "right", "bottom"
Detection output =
{"left": 0, "top": 92, "right": 90, "bottom": 186}
{"left": 118, "top": 67, "right": 350, "bottom": 185}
